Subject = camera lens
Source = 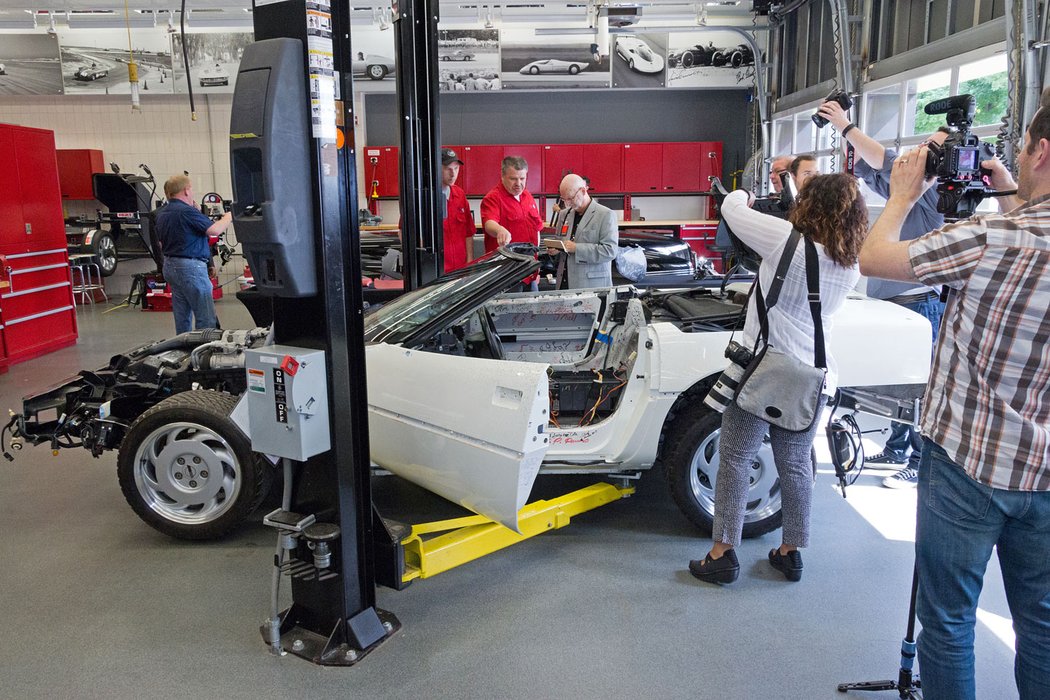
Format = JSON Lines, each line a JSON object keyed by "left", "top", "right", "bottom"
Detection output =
{"left": 812, "top": 113, "right": 829, "bottom": 128}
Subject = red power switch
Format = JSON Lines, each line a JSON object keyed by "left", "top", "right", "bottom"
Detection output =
{"left": 280, "top": 355, "right": 300, "bottom": 376}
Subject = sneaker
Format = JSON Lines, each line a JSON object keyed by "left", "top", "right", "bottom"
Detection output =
{"left": 882, "top": 466, "right": 918, "bottom": 489}
{"left": 768, "top": 548, "right": 803, "bottom": 582}
{"left": 867, "top": 450, "right": 908, "bottom": 465}
{"left": 689, "top": 549, "right": 739, "bottom": 584}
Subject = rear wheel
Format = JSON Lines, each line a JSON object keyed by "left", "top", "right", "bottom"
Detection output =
{"left": 529, "top": 66, "right": 540, "bottom": 75}
{"left": 568, "top": 64, "right": 580, "bottom": 75}
{"left": 664, "top": 402, "right": 815, "bottom": 538}
{"left": 683, "top": 52, "right": 695, "bottom": 68}
{"left": 92, "top": 230, "right": 118, "bottom": 277}
{"left": 117, "top": 391, "right": 269, "bottom": 540}
{"left": 367, "top": 64, "right": 387, "bottom": 80}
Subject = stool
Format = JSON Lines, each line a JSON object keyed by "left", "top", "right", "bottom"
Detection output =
{"left": 69, "top": 254, "right": 107, "bottom": 306}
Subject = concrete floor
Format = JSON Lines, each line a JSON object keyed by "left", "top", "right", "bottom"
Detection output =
{"left": 0, "top": 291, "right": 1021, "bottom": 699}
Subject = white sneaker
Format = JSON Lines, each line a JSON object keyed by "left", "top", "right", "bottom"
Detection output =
{"left": 882, "top": 466, "right": 918, "bottom": 489}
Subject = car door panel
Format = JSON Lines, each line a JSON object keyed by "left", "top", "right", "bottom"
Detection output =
{"left": 366, "top": 343, "right": 550, "bottom": 532}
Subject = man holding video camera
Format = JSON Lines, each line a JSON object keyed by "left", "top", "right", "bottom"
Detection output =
{"left": 818, "top": 99, "right": 949, "bottom": 488}
{"left": 859, "top": 91, "right": 1050, "bottom": 700}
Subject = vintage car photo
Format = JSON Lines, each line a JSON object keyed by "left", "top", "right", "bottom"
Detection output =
{"left": 441, "top": 49, "right": 476, "bottom": 62}
{"left": 518, "top": 58, "right": 590, "bottom": 75}
{"left": 616, "top": 37, "right": 665, "bottom": 74}
{"left": 198, "top": 63, "right": 230, "bottom": 87}
{"left": 712, "top": 44, "right": 755, "bottom": 68}
{"left": 73, "top": 64, "right": 109, "bottom": 81}
{"left": 353, "top": 52, "right": 397, "bottom": 80}
{"left": 7, "top": 249, "right": 931, "bottom": 540}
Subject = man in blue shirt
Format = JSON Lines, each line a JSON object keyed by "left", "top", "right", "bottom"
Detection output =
{"left": 155, "top": 174, "right": 233, "bottom": 334}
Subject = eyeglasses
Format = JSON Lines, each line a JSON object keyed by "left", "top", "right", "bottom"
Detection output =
{"left": 560, "top": 187, "right": 584, "bottom": 205}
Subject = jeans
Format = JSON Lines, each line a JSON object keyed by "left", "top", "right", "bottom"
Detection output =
{"left": 162, "top": 256, "right": 217, "bottom": 335}
{"left": 884, "top": 294, "right": 945, "bottom": 465}
{"left": 915, "top": 442, "right": 1050, "bottom": 700}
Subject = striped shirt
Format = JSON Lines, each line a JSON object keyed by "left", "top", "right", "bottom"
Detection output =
{"left": 908, "top": 192, "right": 1050, "bottom": 491}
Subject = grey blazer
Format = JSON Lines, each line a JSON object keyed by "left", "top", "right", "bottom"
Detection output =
{"left": 554, "top": 201, "right": 619, "bottom": 288}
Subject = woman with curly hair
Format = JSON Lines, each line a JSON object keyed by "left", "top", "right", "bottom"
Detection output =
{"left": 690, "top": 172, "right": 868, "bottom": 584}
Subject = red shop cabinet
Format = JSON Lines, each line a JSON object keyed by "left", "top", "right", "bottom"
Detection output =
{"left": 662, "top": 142, "right": 704, "bottom": 192}
{"left": 622, "top": 143, "right": 663, "bottom": 192}
{"left": 541, "top": 144, "right": 584, "bottom": 194}
{"left": 505, "top": 144, "right": 543, "bottom": 192}
{"left": 364, "top": 146, "right": 399, "bottom": 198}
{"left": 699, "top": 141, "right": 723, "bottom": 192}
{"left": 56, "top": 148, "right": 105, "bottom": 200}
{"left": 0, "top": 124, "right": 78, "bottom": 367}
{"left": 458, "top": 145, "right": 503, "bottom": 195}
{"left": 582, "top": 143, "right": 623, "bottom": 194}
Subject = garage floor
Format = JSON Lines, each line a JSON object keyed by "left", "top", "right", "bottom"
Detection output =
{"left": 0, "top": 296, "right": 1020, "bottom": 699}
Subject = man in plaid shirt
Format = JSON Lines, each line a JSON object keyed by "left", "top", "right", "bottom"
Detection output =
{"left": 860, "top": 90, "right": 1050, "bottom": 700}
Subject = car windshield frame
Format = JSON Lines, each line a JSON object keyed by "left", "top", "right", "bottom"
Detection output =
{"left": 364, "top": 248, "right": 537, "bottom": 347}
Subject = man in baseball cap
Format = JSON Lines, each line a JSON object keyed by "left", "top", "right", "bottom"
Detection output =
{"left": 441, "top": 148, "right": 475, "bottom": 272}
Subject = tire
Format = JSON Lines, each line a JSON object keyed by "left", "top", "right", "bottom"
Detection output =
{"left": 117, "top": 391, "right": 269, "bottom": 541}
{"left": 664, "top": 402, "right": 816, "bottom": 538}
{"left": 367, "top": 64, "right": 387, "bottom": 80}
{"left": 92, "top": 230, "right": 118, "bottom": 277}
{"left": 441, "top": 55, "right": 450, "bottom": 61}
{"left": 568, "top": 64, "right": 580, "bottom": 75}
{"left": 682, "top": 52, "right": 694, "bottom": 68}
{"left": 731, "top": 52, "right": 744, "bottom": 68}
{"left": 629, "top": 58, "right": 636, "bottom": 70}
{"left": 529, "top": 66, "right": 540, "bottom": 75}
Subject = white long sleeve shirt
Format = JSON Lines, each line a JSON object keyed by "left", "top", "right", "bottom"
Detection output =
{"left": 721, "top": 190, "right": 861, "bottom": 395}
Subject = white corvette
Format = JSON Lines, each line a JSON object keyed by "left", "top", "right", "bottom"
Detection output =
{"left": 615, "top": 37, "right": 664, "bottom": 74}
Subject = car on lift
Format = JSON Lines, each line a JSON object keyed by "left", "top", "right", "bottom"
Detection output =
{"left": 74, "top": 64, "right": 109, "bottom": 81}
{"left": 5, "top": 248, "right": 930, "bottom": 540}
{"left": 615, "top": 37, "right": 664, "bottom": 74}
{"left": 518, "top": 59, "right": 589, "bottom": 75}
{"left": 199, "top": 63, "right": 230, "bottom": 87}
{"left": 667, "top": 42, "right": 718, "bottom": 69}
{"left": 353, "top": 53, "right": 397, "bottom": 80}
{"left": 711, "top": 44, "right": 755, "bottom": 68}
{"left": 441, "top": 50, "right": 476, "bottom": 62}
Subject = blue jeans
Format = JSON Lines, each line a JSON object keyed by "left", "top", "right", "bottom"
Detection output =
{"left": 884, "top": 295, "right": 945, "bottom": 465}
{"left": 915, "top": 442, "right": 1050, "bottom": 700}
{"left": 162, "top": 257, "right": 217, "bottom": 334}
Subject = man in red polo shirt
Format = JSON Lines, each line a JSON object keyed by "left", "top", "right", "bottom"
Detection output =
{"left": 440, "top": 148, "right": 476, "bottom": 272}
{"left": 481, "top": 155, "right": 544, "bottom": 289}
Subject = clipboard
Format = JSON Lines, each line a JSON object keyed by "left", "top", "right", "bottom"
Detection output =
{"left": 542, "top": 238, "right": 567, "bottom": 251}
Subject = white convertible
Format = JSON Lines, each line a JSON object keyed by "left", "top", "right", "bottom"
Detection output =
{"left": 365, "top": 249, "right": 930, "bottom": 535}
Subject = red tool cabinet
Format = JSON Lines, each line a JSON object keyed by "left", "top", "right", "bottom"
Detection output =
{"left": 0, "top": 124, "right": 79, "bottom": 371}
{"left": 56, "top": 148, "right": 105, "bottom": 200}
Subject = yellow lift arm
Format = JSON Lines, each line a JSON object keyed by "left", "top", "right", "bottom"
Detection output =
{"left": 400, "top": 482, "right": 635, "bottom": 583}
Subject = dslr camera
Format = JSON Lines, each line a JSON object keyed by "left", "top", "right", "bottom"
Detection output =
{"left": 812, "top": 89, "right": 854, "bottom": 128}
{"left": 922, "top": 94, "right": 997, "bottom": 219}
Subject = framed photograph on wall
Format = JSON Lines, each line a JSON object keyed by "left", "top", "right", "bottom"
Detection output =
{"left": 438, "top": 29, "right": 500, "bottom": 92}
{"left": 666, "top": 31, "right": 756, "bottom": 89}
{"left": 0, "top": 34, "right": 64, "bottom": 95}
{"left": 499, "top": 28, "right": 610, "bottom": 91}
{"left": 611, "top": 33, "right": 667, "bottom": 89}
{"left": 59, "top": 28, "right": 173, "bottom": 95}
{"left": 171, "top": 31, "right": 255, "bottom": 94}
{"left": 348, "top": 26, "right": 397, "bottom": 93}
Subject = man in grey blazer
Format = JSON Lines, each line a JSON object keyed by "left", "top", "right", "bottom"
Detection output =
{"left": 545, "top": 174, "right": 619, "bottom": 288}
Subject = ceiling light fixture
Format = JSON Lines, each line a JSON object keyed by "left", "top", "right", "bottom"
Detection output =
{"left": 697, "top": 3, "right": 709, "bottom": 26}
{"left": 47, "top": 11, "right": 56, "bottom": 35}
{"left": 484, "top": 6, "right": 494, "bottom": 29}
{"left": 378, "top": 7, "right": 391, "bottom": 30}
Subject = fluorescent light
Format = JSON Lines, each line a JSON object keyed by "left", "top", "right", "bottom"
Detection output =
{"left": 0, "top": 10, "right": 36, "bottom": 30}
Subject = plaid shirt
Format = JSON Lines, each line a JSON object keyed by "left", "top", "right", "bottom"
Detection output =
{"left": 908, "top": 192, "right": 1050, "bottom": 491}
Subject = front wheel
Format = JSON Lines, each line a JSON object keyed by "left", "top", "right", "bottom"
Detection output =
{"left": 92, "top": 230, "right": 118, "bottom": 277}
{"left": 117, "top": 391, "right": 270, "bottom": 540}
{"left": 682, "top": 52, "right": 695, "bottom": 68}
{"left": 568, "top": 64, "right": 580, "bottom": 75}
{"left": 664, "top": 403, "right": 814, "bottom": 538}
{"left": 367, "top": 64, "right": 387, "bottom": 80}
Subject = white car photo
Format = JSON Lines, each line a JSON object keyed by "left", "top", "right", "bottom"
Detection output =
{"left": 353, "top": 53, "right": 397, "bottom": 80}
{"left": 518, "top": 59, "right": 589, "bottom": 75}
{"left": 198, "top": 63, "right": 229, "bottom": 87}
{"left": 616, "top": 37, "right": 664, "bottom": 74}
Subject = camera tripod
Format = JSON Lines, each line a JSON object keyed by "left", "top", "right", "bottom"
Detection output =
{"left": 837, "top": 564, "right": 922, "bottom": 698}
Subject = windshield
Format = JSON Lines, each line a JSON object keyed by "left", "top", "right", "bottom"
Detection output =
{"left": 364, "top": 251, "right": 531, "bottom": 346}
{"left": 638, "top": 45, "right": 653, "bottom": 61}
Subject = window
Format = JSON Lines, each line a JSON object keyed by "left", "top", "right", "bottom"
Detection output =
{"left": 907, "top": 70, "right": 951, "bottom": 136}
{"left": 958, "top": 54, "right": 1008, "bottom": 127}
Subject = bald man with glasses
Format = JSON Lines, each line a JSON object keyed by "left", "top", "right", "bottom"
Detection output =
{"left": 545, "top": 174, "right": 618, "bottom": 288}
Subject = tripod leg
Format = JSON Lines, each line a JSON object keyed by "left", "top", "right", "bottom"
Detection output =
{"left": 836, "top": 564, "right": 922, "bottom": 697}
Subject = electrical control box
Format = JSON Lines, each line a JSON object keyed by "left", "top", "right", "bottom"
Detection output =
{"left": 244, "top": 345, "right": 330, "bottom": 461}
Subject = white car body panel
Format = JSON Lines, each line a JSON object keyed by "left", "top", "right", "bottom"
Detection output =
{"left": 519, "top": 59, "right": 587, "bottom": 75}
{"left": 365, "top": 343, "right": 550, "bottom": 532}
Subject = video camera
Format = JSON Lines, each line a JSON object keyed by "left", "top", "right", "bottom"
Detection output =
{"left": 922, "top": 94, "right": 998, "bottom": 219}
{"left": 812, "top": 89, "right": 854, "bottom": 128}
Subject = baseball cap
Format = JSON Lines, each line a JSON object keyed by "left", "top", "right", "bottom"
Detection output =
{"left": 441, "top": 148, "right": 463, "bottom": 166}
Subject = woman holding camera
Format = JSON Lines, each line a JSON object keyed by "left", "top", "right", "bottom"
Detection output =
{"left": 689, "top": 173, "right": 868, "bottom": 584}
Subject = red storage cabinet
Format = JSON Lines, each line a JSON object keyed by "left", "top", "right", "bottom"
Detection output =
{"left": 622, "top": 143, "right": 663, "bottom": 192}
{"left": 541, "top": 144, "right": 584, "bottom": 194}
{"left": 56, "top": 148, "right": 105, "bottom": 200}
{"left": 581, "top": 143, "right": 623, "bottom": 193}
{"left": 458, "top": 145, "right": 503, "bottom": 195}
{"left": 661, "top": 142, "right": 704, "bottom": 192}
{"left": 364, "top": 146, "right": 399, "bottom": 198}
{"left": 0, "top": 124, "right": 78, "bottom": 368}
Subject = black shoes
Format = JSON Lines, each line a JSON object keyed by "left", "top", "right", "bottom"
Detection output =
{"left": 768, "top": 548, "right": 803, "bottom": 582}
{"left": 689, "top": 549, "right": 740, "bottom": 584}
{"left": 867, "top": 450, "right": 908, "bottom": 465}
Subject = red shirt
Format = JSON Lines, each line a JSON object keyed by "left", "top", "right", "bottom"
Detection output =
{"left": 480, "top": 184, "right": 544, "bottom": 253}
{"left": 443, "top": 184, "right": 475, "bottom": 272}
